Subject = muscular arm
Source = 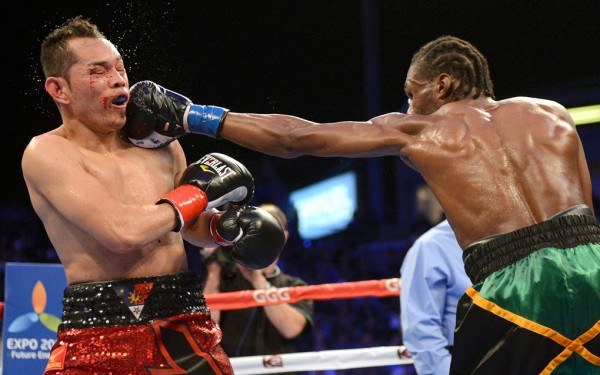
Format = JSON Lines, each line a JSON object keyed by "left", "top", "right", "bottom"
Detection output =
{"left": 22, "top": 134, "right": 178, "bottom": 254}
{"left": 220, "top": 112, "right": 428, "bottom": 159}
{"left": 182, "top": 210, "right": 220, "bottom": 247}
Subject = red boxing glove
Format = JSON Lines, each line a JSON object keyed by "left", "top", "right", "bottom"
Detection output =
{"left": 158, "top": 185, "right": 208, "bottom": 232}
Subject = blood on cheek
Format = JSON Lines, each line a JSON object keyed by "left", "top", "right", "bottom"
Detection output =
{"left": 87, "top": 76, "right": 112, "bottom": 109}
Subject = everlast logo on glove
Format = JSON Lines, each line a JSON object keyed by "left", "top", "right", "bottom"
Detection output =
{"left": 197, "top": 155, "right": 234, "bottom": 178}
{"left": 177, "top": 152, "right": 255, "bottom": 211}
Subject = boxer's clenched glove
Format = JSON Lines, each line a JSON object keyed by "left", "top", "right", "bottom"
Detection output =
{"left": 124, "top": 81, "right": 229, "bottom": 148}
{"left": 209, "top": 205, "right": 286, "bottom": 270}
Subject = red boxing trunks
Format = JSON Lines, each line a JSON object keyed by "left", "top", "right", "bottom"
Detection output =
{"left": 44, "top": 272, "right": 233, "bottom": 375}
{"left": 452, "top": 209, "right": 600, "bottom": 374}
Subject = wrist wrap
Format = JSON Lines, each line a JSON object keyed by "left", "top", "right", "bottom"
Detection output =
{"left": 186, "top": 104, "right": 229, "bottom": 139}
{"left": 209, "top": 211, "right": 243, "bottom": 246}
{"left": 157, "top": 185, "right": 208, "bottom": 232}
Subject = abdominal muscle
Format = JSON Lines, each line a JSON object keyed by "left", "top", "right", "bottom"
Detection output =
{"left": 48, "top": 220, "right": 188, "bottom": 285}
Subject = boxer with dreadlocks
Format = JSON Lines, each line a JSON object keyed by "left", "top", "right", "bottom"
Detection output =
{"left": 125, "top": 36, "right": 600, "bottom": 374}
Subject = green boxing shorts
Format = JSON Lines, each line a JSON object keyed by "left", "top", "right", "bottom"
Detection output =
{"left": 451, "top": 210, "right": 600, "bottom": 374}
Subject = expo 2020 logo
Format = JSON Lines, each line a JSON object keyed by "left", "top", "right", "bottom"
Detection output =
{"left": 7, "top": 281, "right": 61, "bottom": 333}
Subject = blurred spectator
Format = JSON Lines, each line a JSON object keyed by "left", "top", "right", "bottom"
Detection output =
{"left": 202, "top": 203, "right": 314, "bottom": 367}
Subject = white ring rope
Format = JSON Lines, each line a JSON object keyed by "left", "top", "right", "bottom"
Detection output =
{"left": 229, "top": 345, "right": 413, "bottom": 374}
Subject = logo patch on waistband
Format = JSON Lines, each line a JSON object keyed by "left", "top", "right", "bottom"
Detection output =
{"left": 113, "top": 282, "right": 154, "bottom": 320}
{"left": 45, "top": 345, "right": 66, "bottom": 372}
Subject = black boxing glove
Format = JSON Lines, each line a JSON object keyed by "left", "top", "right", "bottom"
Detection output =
{"left": 158, "top": 153, "right": 254, "bottom": 231}
{"left": 124, "top": 81, "right": 229, "bottom": 148}
{"left": 210, "top": 206, "right": 286, "bottom": 270}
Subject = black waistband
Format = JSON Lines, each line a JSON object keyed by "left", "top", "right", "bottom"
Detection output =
{"left": 61, "top": 272, "right": 209, "bottom": 329}
{"left": 463, "top": 211, "right": 600, "bottom": 284}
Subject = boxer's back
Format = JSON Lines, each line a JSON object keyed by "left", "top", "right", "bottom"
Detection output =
{"left": 408, "top": 97, "right": 591, "bottom": 248}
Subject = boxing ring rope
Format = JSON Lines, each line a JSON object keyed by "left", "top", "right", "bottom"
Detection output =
{"left": 229, "top": 345, "right": 413, "bottom": 374}
{"left": 0, "top": 278, "right": 401, "bottom": 317}
{"left": 203, "top": 278, "right": 411, "bottom": 373}
{"left": 0, "top": 278, "right": 414, "bottom": 373}
{"left": 204, "top": 277, "right": 401, "bottom": 310}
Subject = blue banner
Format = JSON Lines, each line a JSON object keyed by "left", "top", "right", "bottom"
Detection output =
{"left": 2, "top": 263, "right": 66, "bottom": 374}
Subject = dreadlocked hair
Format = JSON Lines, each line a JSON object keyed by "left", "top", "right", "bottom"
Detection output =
{"left": 411, "top": 36, "right": 495, "bottom": 100}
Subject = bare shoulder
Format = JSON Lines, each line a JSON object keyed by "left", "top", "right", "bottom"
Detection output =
{"left": 371, "top": 111, "right": 451, "bottom": 133}
{"left": 500, "top": 96, "right": 569, "bottom": 113}
{"left": 162, "top": 139, "right": 187, "bottom": 177}
{"left": 24, "top": 131, "right": 75, "bottom": 162}
{"left": 499, "top": 96, "right": 573, "bottom": 126}
{"left": 22, "top": 131, "right": 82, "bottom": 181}
{"left": 164, "top": 138, "right": 185, "bottom": 159}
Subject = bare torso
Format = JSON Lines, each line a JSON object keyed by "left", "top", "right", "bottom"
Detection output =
{"left": 23, "top": 129, "right": 187, "bottom": 284}
{"left": 403, "top": 97, "right": 592, "bottom": 247}
{"left": 220, "top": 96, "right": 592, "bottom": 249}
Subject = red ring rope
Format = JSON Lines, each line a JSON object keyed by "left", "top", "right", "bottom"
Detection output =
{"left": 0, "top": 278, "right": 400, "bottom": 319}
{"left": 205, "top": 277, "right": 400, "bottom": 310}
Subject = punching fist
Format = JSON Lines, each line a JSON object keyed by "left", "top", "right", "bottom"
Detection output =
{"left": 210, "top": 206, "right": 286, "bottom": 270}
{"left": 124, "top": 81, "right": 229, "bottom": 148}
{"left": 158, "top": 153, "right": 254, "bottom": 231}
